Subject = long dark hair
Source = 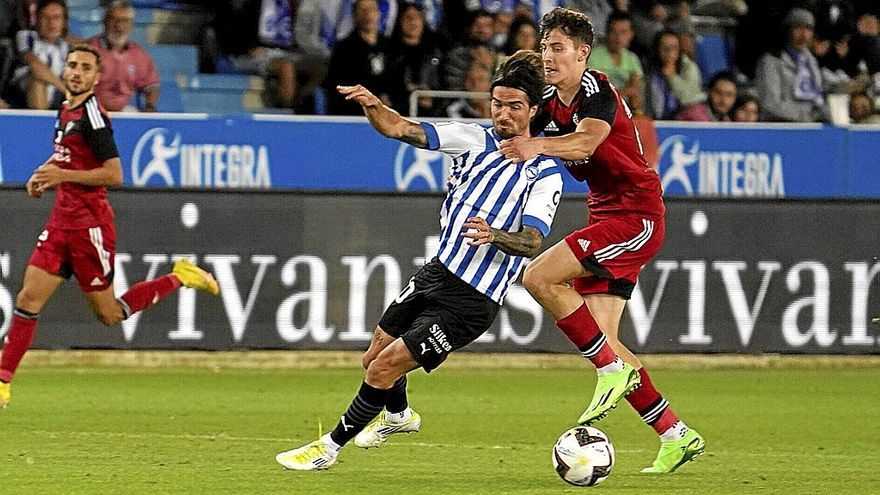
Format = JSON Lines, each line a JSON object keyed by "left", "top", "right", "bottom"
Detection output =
{"left": 491, "top": 50, "right": 545, "bottom": 106}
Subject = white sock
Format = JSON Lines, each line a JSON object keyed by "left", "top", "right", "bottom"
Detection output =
{"left": 385, "top": 407, "right": 412, "bottom": 423}
{"left": 321, "top": 433, "right": 341, "bottom": 452}
{"left": 596, "top": 357, "right": 625, "bottom": 376}
{"left": 659, "top": 421, "right": 689, "bottom": 442}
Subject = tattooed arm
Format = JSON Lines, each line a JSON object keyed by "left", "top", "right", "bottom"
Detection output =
{"left": 336, "top": 84, "right": 428, "bottom": 148}
{"left": 461, "top": 217, "right": 544, "bottom": 258}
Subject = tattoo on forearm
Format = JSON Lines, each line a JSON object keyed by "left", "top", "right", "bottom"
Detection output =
{"left": 400, "top": 123, "right": 428, "bottom": 148}
{"left": 489, "top": 227, "right": 543, "bottom": 257}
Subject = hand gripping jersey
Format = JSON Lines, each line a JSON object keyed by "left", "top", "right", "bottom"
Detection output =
{"left": 47, "top": 94, "right": 120, "bottom": 229}
{"left": 531, "top": 69, "right": 664, "bottom": 221}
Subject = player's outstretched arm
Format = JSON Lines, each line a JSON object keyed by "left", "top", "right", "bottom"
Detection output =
{"left": 32, "top": 157, "right": 123, "bottom": 191}
{"left": 461, "top": 217, "right": 544, "bottom": 258}
{"left": 337, "top": 85, "right": 428, "bottom": 148}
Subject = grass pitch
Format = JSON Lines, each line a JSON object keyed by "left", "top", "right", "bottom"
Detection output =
{"left": 2, "top": 352, "right": 878, "bottom": 494}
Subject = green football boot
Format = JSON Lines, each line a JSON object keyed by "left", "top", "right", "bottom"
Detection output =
{"left": 640, "top": 428, "right": 706, "bottom": 474}
{"left": 577, "top": 363, "right": 641, "bottom": 425}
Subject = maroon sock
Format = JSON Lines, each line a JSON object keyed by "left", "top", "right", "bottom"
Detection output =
{"left": 625, "top": 367, "right": 680, "bottom": 435}
{"left": 0, "top": 310, "right": 39, "bottom": 383}
{"left": 556, "top": 304, "right": 618, "bottom": 368}
{"left": 118, "top": 274, "right": 182, "bottom": 317}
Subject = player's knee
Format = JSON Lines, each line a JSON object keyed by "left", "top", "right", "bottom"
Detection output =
{"left": 365, "top": 356, "right": 399, "bottom": 388}
{"left": 522, "top": 263, "right": 548, "bottom": 297}
{"left": 361, "top": 352, "right": 375, "bottom": 370}
{"left": 15, "top": 289, "right": 43, "bottom": 313}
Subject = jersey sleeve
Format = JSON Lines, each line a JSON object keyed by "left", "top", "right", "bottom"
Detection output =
{"left": 420, "top": 121, "right": 487, "bottom": 158}
{"left": 576, "top": 73, "right": 618, "bottom": 127}
{"left": 83, "top": 99, "right": 119, "bottom": 162}
{"left": 521, "top": 158, "right": 564, "bottom": 237}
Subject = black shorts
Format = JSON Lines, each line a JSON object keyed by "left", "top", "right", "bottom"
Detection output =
{"left": 379, "top": 258, "right": 500, "bottom": 372}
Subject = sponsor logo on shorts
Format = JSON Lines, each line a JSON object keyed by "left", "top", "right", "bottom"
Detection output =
{"left": 426, "top": 323, "right": 452, "bottom": 354}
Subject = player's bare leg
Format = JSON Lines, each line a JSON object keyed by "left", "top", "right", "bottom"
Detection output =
{"left": 277, "top": 340, "right": 420, "bottom": 470}
{"left": 523, "top": 241, "right": 639, "bottom": 424}
{"left": 0, "top": 265, "right": 64, "bottom": 407}
{"left": 583, "top": 294, "right": 641, "bottom": 369}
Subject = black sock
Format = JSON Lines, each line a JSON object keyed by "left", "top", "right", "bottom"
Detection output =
{"left": 329, "top": 381, "right": 391, "bottom": 447}
{"left": 384, "top": 376, "right": 408, "bottom": 414}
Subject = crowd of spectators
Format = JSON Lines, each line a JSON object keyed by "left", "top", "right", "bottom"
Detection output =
{"left": 2, "top": 0, "right": 880, "bottom": 125}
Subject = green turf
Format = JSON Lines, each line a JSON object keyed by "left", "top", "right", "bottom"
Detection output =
{"left": 2, "top": 364, "right": 878, "bottom": 494}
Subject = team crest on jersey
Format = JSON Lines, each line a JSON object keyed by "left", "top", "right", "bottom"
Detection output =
{"left": 544, "top": 121, "right": 559, "bottom": 132}
{"left": 572, "top": 113, "right": 580, "bottom": 125}
{"left": 524, "top": 164, "right": 539, "bottom": 181}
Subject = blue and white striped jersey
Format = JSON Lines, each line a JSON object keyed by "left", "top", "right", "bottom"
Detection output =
{"left": 421, "top": 121, "right": 564, "bottom": 303}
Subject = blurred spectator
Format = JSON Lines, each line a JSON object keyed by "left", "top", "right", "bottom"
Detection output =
{"left": 851, "top": 12, "right": 880, "bottom": 75}
{"left": 87, "top": 1, "right": 159, "bottom": 112}
{"left": 588, "top": 11, "right": 644, "bottom": 112}
{"left": 645, "top": 28, "right": 705, "bottom": 120}
{"left": 755, "top": 8, "right": 829, "bottom": 122}
{"left": 630, "top": 0, "right": 692, "bottom": 55}
{"left": 7, "top": 0, "right": 70, "bottom": 109}
{"left": 705, "top": 70, "right": 736, "bottom": 120}
{"left": 501, "top": 16, "right": 538, "bottom": 55}
{"left": 386, "top": 2, "right": 441, "bottom": 114}
{"left": 731, "top": 93, "right": 759, "bottom": 122}
{"left": 446, "top": 59, "right": 491, "bottom": 119}
{"left": 296, "top": 0, "right": 397, "bottom": 65}
{"left": 323, "top": 0, "right": 391, "bottom": 115}
{"left": 215, "top": 0, "right": 297, "bottom": 109}
{"left": 849, "top": 90, "right": 880, "bottom": 123}
{"left": 441, "top": 9, "right": 495, "bottom": 90}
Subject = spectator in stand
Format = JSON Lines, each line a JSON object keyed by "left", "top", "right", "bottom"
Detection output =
{"left": 386, "top": 2, "right": 441, "bottom": 115}
{"left": 851, "top": 12, "right": 880, "bottom": 76}
{"left": 7, "top": 0, "right": 74, "bottom": 109}
{"left": 446, "top": 59, "right": 491, "bottom": 119}
{"left": 441, "top": 9, "right": 495, "bottom": 90}
{"left": 705, "top": 70, "right": 736, "bottom": 121}
{"left": 87, "top": 1, "right": 159, "bottom": 112}
{"left": 588, "top": 11, "right": 644, "bottom": 112}
{"left": 659, "top": 68, "right": 735, "bottom": 122}
{"left": 214, "top": 0, "right": 297, "bottom": 110}
{"left": 849, "top": 90, "right": 880, "bottom": 123}
{"left": 755, "top": 8, "right": 829, "bottom": 122}
{"left": 645, "top": 28, "right": 705, "bottom": 120}
{"left": 501, "top": 16, "right": 538, "bottom": 55}
{"left": 731, "top": 93, "right": 759, "bottom": 122}
{"left": 323, "top": 0, "right": 390, "bottom": 115}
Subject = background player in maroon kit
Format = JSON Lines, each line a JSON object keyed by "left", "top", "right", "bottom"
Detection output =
{"left": 0, "top": 45, "right": 219, "bottom": 409}
{"left": 501, "top": 8, "right": 706, "bottom": 473}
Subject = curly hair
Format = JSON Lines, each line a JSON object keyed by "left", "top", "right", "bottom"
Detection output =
{"left": 490, "top": 50, "right": 545, "bottom": 106}
{"left": 539, "top": 7, "right": 594, "bottom": 47}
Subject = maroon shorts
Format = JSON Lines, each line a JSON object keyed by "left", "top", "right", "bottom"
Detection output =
{"left": 564, "top": 215, "right": 665, "bottom": 299}
{"left": 28, "top": 224, "right": 116, "bottom": 292}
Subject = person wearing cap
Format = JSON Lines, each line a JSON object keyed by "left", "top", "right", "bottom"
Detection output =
{"left": 754, "top": 7, "right": 829, "bottom": 122}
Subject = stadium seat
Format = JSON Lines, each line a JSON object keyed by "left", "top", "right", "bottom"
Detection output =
{"left": 695, "top": 33, "right": 733, "bottom": 82}
{"left": 156, "top": 80, "right": 183, "bottom": 112}
{"left": 177, "top": 74, "right": 262, "bottom": 91}
{"left": 179, "top": 88, "right": 247, "bottom": 113}
{"left": 147, "top": 44, "right": 198, "bottom": 77}
{"left": 215, "top": 56, "right": 252, "bottom": 75}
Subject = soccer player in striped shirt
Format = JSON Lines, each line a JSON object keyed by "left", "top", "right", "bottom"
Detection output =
{"left": 502, "top": 8, "right": 705, "bottom": 473}
{"left": 276, "top": 51, "right": 564, "bottom": 471}
{"left": 0, "top": 46, "right": 219, "bottom": 409}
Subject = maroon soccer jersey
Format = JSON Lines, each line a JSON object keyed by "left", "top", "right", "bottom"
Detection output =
{"left": 532, "top": 69, "right": 664, "bottom": 221}
{"left": 47, "top": 94, "right": 119, "bottom": 229}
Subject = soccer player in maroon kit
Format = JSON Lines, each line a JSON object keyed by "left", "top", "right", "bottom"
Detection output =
{"left": 0, "top": 45, "right": 219, "bottom": 408}
{"left": 502, "top": 8, "right": 706, "bottom": 473}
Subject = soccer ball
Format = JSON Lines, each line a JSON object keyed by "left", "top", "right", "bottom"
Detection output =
{"left": 551, "top": 426, "right": 615, "bottom": 487}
